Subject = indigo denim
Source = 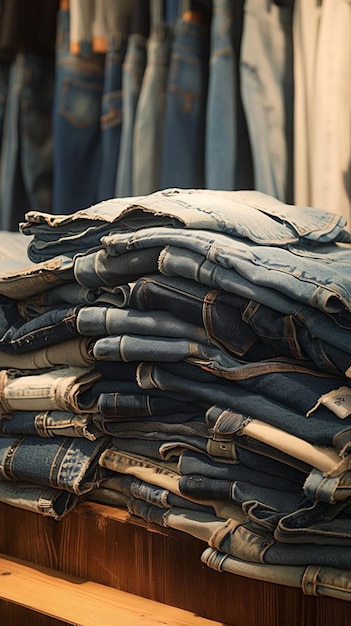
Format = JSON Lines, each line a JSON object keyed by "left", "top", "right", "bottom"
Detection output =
{"left": 160, "top": 16, "right": 209, "bottom": 188}
{"left": 0, "top": 53, "right": 54, "bottom": 231}
{"left": 0, "top": 409, "right": 101, "bottom": 440}
{"left": 115, "top": 33, "right": 147, "bottom": 197}
{"left": 53, "top": 7, "right": 105, "bottom": 214}
{"left": 0, "top": 434, "right": 111, "bottom": 494}
{"left": 97, "top": 390, "right": 201, "bottom": 418}
{"left": 98, "top": 34, "right": 127, "bottom": 202}
{"left": 130, "top": 272, "right": 351, "bottom": 376}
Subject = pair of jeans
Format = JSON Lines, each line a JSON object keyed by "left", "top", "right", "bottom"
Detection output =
{"left": 0, "top": 52, "right": 54, "bottom": 231}
{"left": 115, "top": 33, "right": 147, "bottom": 197}
{"left": 97, "top": 33, "right": 128, "bottom": 202}
{"left": 53, "top": 7, "right": 105, "bottom": 214}
{"left": 0, "top": 408, "right": 101, "bottom": 440}
{"left": 0, "top": 366, "right": 100, "bottom": 413}
{"left": 132, "top": 19, "right": 172, "bottom": 195}
{"left": 100, "top": 225, "right": 351, "bottom": 319}
{"left": 21, "top": 187, "right": 351, "bottom": 263}
{"left": 0, "top": 337, "right": 94, "bottom": 370}
{"left": 201, "top": 547, "right": 351, "bottom": 601}
{"left": 0, "top": 479, "right": 81, "bottom": 519}
{"left": 129, "top": 272, "right": 351, "bottom": 376}
{"left": 240, "top": 0, "right": 294, "bottom": 203}
{"left": 160, "top": 15, "right": 209, "bottom": 189}
{"left": 205, "top": 0, "right": 253, "bottom": 191}
{"left": 0, "top": 434, "right": 111, "bottom": 494}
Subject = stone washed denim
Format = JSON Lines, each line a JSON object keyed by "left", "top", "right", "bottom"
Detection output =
{"left": 201, "top": 547, "right": 351, "bottom": 602}
{"left": 0, "top": 479, "right": 82, "bottom": 519}
{"left": 205, "top": 0, "right": 253, "bottom": 191}
{"left": 101, "top": 226, "right": 351, "bottom": 319}
{"left": 115, "top": 33, "right": 147, "bottom": 198}
{"left": 0, "top": 338, "right": 94, "bottom": 370}
{"left": 0, "top": 409, "right": 101, "bottom": 440}
{"left": 240, "top": 0, "right": 294, "bottom": 203}
{"left": 20, "top": 188, "right": 351, "bottom": 263}
{"left": 0, "top": 434, "right": 111, "bottom": 494}
{"left": 0, "top": 366, "right": 100, "bottom": 413}
{"left": 133, "top": 22, "right": 172, "bottom": 195}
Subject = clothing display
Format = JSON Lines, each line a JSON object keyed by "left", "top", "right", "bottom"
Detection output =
{"left": 0, "top": 0, "right": 351, "bottom": 619}
{"left": 0, "top": 188, "right": 350, "bottom": 603}
{"left": 0, "top": 0, "right": 350, "bottom": 228}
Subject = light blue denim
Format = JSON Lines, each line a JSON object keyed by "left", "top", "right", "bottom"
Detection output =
{"left": 133, "top": 23, "right": 172, "bottom": 195}
{"left": 100, "top": 225, "right": 351, "bottom": 319}
{"left": 53, "top": 7, "right": 105, "bottom": 214}
{"left": 115, "top": 33, "right": 147, "bottom": 197}
{"left": 0, "top": 53, "right": 54, "bottom": 231}
{"left": 240, "top": 0, "right": 294, "bottom": 203}
{"left": 20, "top": 188, "right": 351, "bottom": 263}
{"left": 206, "top": 0, "right": 253, "bottom": 190}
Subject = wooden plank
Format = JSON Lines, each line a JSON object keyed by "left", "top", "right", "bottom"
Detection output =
{"left": 0, "top": 501, "right": 351, "bottom": 626}
{"left": 0, "top": 555, "right": 224, "bottom": 626}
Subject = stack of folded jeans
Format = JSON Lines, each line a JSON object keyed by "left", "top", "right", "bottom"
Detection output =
{"left": 1, "top": 188, "right": 351, "bottom": 599}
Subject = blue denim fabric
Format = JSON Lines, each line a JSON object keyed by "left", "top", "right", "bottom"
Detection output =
{"left": 115, "top": 33, "right": 147, "bottom": 197}
{"left": 129, "top": 272, "right": 351, "bottom": 375}
{"left": 304, "top": 468, "right": 351, "bottom": 505}
{"left": 97, "top": 34, "right": 127, "bottom": 202}
{"left": 240, "top": 0, "right": 294, "bottom": 203}
{"left": 136, "top": 361, "right": 351, "bottom": 454}
{"left": 96, "top": 390, "right": 201, "bottom": 418}
{"left": 21, "top": 188, "right": 351, "bottom": 263}
{"left": 77, "top": 305, "right": 210, "bottom": 345}
{"left": 178, "top": 449, "right": 305, "bottom": 492}
{"left": 201, "top": 547, "right": 351, "bottom": 601}
{"left": 0, "top": 479, "right": 81, "bottom": 519}
{"left": 53, "top": 7, "right": 105, "bottom": 214}
{"left": 133, "top": 23, "right": 172, "bottom": 195}
{"left": 0, "top": 53, "right": 54, "bottom": 231}
{"left": 0, "top": 435, "right": 111, "bottom": 494}
{"left": 160, "top": 17, "right": 209, "bottom": 188}
{"left": 209, "top": 516, "right": 351, "bottom": 569}
{"left": 0, "top": 409, "right": 101, "bottom": 440}
{"left": 206, "top": 0, "right": 253, "bottom": 190}
{"left": 101, "top": 226, "right": 351, "bottom": 319}
{"left": 0, "top": 304, "right": 81, "bottom": 353}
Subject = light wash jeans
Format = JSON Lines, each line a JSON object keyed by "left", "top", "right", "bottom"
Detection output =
{"left": 20, "top": 188, "right": 350, "bottom": 263}
{"left": 115, "top": 33, "right": 147, "bottom": 197}
{"left": 240, "top": 0, "right": 294, "bottom": 203}
{"left": 205, "top": 0, "right": 253, "bottom": 190}
{"left": 201, "top": 547, "right": 351, "bottom": 602}
{"left": 0, "top": 479, "right": 81, "bottom": 519}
